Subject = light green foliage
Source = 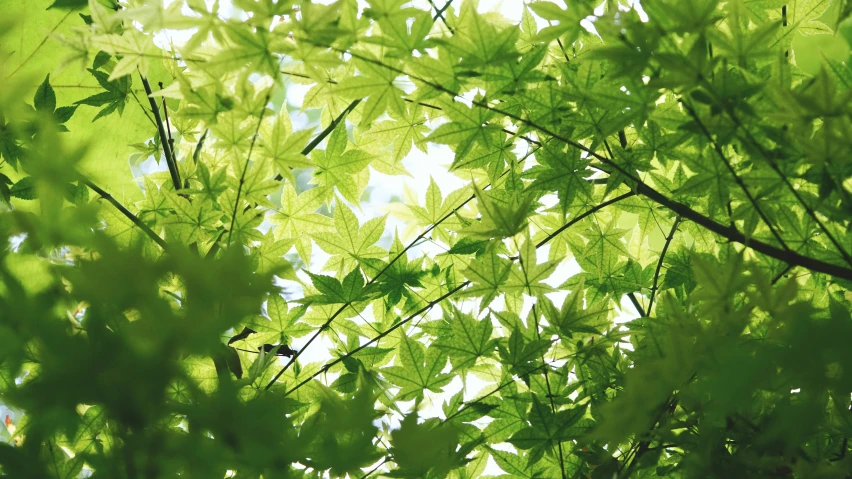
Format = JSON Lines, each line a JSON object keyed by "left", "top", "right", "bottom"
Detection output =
{"left": 1, "top": 0, "right": 852, "bottom": 478}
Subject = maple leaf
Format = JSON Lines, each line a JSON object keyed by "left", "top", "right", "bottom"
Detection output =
{"left": 269, "top": 185, "right": 334, "bottom": 265}
{"left": 433, "top": 306, "right": 499, "bottom": 372}
{"left": 464, "top": 185, "right": 536, "bottom": 240}
{"left": 459, "top": 247, "right": 513, "bottom": 310}
{"left": 382, "top": 333, "right": 452, "bottom": 400}
{"left": 310, "top": 124, "right": 373, "bottom": 204}
{"left": 312, "top": 201, "right": 387, "bottom": 277}
{"left": 334, "top": 53, "right": 407, "bottom": 126}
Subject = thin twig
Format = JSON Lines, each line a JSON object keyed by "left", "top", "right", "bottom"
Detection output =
{"left": 83, "top": 179, "right": 168, "bottom": 250}
{"left": 535, "top": 192, "right": 635, "bottom": 249}
{"left": 278, "top": 191, "right": 640, "bottom": 396}
{"left": 427, "top": 0, "right": 454, "bottom": 33}
{"left": 226, "top": 92, "right": 272, "bottom": 247}
{"left": 359, "top": 457, "right": 390, "bottom": 479}
{"left": 281, "top": 281, "right": 471, "bottom": 396}
{"left": 722, "top": 106, "right": 852, "bottom": 268}
{"left": 645, "top": 216, "right": 681, "bottom": 316}
{"left": 273, "top": 99, "right": 362, "bottom": 182}
{"left": 516, "top": 236, "right": 567, "bottom": 479}
{"left": 265, "top": 145, "right": 542, "bottom": 389}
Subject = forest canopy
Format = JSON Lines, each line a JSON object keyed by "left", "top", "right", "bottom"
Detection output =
{"left": 1, "top": 0, "right": 852, "bottom": 478}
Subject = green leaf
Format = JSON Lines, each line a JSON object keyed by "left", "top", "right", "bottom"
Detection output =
{"left": 312, "top": 201, "right": 387, "bottom": 277}
{"left": 10, "top": 177, "right": 37, "bottom": 200}
{"left": 433, "top": 307, "right": 499, "bottom": 371}
{"left": 47, "top": 0, "right": 87, "bottom": 9}
{"left": 464, "top": 185, "right": 536, "bottom": 240}
{"left": 460, "top": 247, "right": 513, "bottom": 309}
{"left": 382, "top": 333, "right": 452, "bottom": 400}
{"left": 33, "top": 74, "right": 56, "bottom": 113}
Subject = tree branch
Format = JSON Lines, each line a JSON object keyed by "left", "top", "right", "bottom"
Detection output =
{"left": 274, "top": 192, "right": 639, "bottom": 395}
{"left": 82, "top": 179, "right": 168, "bottom": 250}
{"left": 280, "top": 281, "right": 471, "bottom": 396}
{"left": 139, "top": 74, "right": 181, "bottom": 191}
{"left": 272, "top": 99, "right": 361, "bottom": 182}
{"left": 681, "top": 99, "right": 791, "bottom": 253}
{"left": 723, "top": 106, "right": 852, "bottom": 268}
{"left": 535, "top": 192, "right": 635, "bottom": 248}
{"left": 301, "top": 43, "right": 852, "bottom": 281}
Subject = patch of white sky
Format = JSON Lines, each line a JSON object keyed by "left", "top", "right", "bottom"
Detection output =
{"left": 151, "top": 1, "right": 647, "bottom": 475}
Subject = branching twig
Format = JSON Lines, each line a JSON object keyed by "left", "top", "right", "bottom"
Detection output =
{"left": 516, "top": 236, "right": 567, "bottom": 479}
{"left": 276, "top": 193, "right": 640, "bottom": 396}
{"left": 428, "top": 0, "right": 455, "bottom": 33}
{"left": 723, "top": 107, "right": 852, "bottom": 268}
{"left": 139, "top": 74, "right": 181, "bottom": 191}
{"left": 281, "top": 281, "right": 471, "bottom": 396}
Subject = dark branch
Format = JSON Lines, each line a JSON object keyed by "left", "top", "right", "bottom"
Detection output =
{"left": 139, "top": 74, "right": 181, "bottom": 191}
{"left": 309, "top": 42, "right": 852, "bottom": 281}
{"left": 536, "top": 192, "right": 635, "bottom": 249}
{"left": 428, "top": 0, "right": 454, "bottom": 33}
{"left": 273, "top": 99, "right": 361, "bottom": 182}
{"left": 280, "top": 281, "right": 471, "bottom": 396}
{"left": 723, "top": 107, "right": 852, "bottom": 268}
{"left": 265, "top": 145, "right": 542, "bottom": 389}
{"left": 681, "top": 99, "right": 791, "bottom": 253}
{"left": 275, "top": 192, "right": 636, "bottom": 395}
